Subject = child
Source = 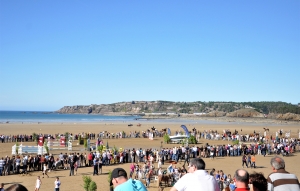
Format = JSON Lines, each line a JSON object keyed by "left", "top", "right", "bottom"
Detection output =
{"left": 145, "top": 171, "right": 151, "bottom": 187}
{"left": 35, "top": 176, "right": 42, "bottom": 191}
{"left": 229, "top": 180, "right": 235, "bottom": 191}
{"left": 42, "top": 163, "right": 49, "bottom": 178}
{"left": 251, "top": 154, "right": 256, "bottom": 168}
{"left": 54, "top": 177, "right": 61, "bottom": 191}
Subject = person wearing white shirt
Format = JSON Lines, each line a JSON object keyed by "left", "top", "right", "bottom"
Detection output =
{"left": 35, "top": 176, "right": 42, "bottom": 191}
{"left": 54, "top": 177, "right": 61, "bottom": 191}
{"left": 170, "top": 158, "right": 219, "bottom": 191}
{"left": 136, "top": 150, "right": 140, "bottom": 163}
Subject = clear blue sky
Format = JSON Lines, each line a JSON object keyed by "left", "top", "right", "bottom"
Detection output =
{"left": 1, "top": 1, "right": 299, "bottom": 111}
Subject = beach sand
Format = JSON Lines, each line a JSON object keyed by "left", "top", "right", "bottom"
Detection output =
{"left": 1, "top": 121, "right": 300, "bottom": 191}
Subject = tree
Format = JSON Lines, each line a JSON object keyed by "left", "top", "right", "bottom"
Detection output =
{"left": 44, "top": 140, "right": 49, "bottom": 154}
{"left": 32, "top": 132, "right": 38, "bottom": 143}
{"left": 82, "top": 176, "right": 97, "bottom": 191}
{"left": 108, "top": 171, "right": 113, "bottom": 191}
{"left": 97, "top": 145, "right": 104, "bottom": 154}
{"left": 163, "top": 134, "right": 170, "bottom": 143}
{"left": 188, "top": 135, "right": 197, "bottom": 144}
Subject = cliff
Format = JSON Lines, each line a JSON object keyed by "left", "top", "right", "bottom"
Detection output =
{"left": 56, "top": 101, "right": 300, "bottom": 121}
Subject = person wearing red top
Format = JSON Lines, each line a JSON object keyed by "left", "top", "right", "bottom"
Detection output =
{"left": 88, "top": 153, "right": 93, "bottom": 166}
{"left": 234, "top": 169, "right": 250, "bottom": 191}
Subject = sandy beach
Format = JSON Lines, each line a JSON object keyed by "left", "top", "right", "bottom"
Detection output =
{"left": 1, "top": 120, "right": 300, "bottom": 191}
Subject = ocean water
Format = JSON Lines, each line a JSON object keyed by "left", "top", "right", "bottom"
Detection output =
{"left": 0, "top": 111, "right": 273, "bottom": 126}
{"left": 0, "top": 111, "right": 138, "bottom": 123}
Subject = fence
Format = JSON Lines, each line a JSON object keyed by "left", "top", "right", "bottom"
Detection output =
{"left": 12, "top": 144, "right": 47, "bottom": 155}
{"left": 47, "top": 140, "right": 72, "bottom": 151}
{"left": 47, "top": 136, "right": 72, "bottom": 151}
{"left": 12, "top": 141, "right": 72, "bottom": 155}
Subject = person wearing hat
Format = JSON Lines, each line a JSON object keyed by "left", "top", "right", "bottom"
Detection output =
{"left": 110, "top": 168, "right": 147, "bottom": 191}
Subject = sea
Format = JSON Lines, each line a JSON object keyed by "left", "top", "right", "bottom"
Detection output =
{"left": 0, "top": 111, "right": 275, "bottom": 126}
{"left": 0, "top": 110, "right": 231, "bottom": 125}
{"left": 0, "top": 111, "right": 139, "bottom": 124}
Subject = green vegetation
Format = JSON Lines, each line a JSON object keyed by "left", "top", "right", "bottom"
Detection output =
{"left": 108, "top": 171, "right": 113, "bottom": 191}
{"left": 78, "top": 135, "right": 83, "bottom": 145}
{"left": 84, "top": 136, "right": 88, "bottom": 150}
{"left": 188, "top": 135, "right": 197, "bottom": 144}
{"left": 82, "top": 176, "right": 97, "bottom": 191}
{"left": 97, "top": 145, "right": 104, "bottom": 153}
{"left": 16, "top": 141, "right": 19, "bottom": 154}
{"left": 32, "top": 132, "right": 38, "bottom": 143}
{"left": 60, "top": 101, "right": 300, "bottom": 115}
{"left": 242, "top": 101, "right": 300, "bottom": 114}
{"left": 163, "top": 134, "right": 170, "bottom": 143}
{"left": 64, "top": 132, "right": 69, "bottom": 146}
{"left": 44, "top": 141, "right": 49, "bottom": 154}
{"left": 232, "top": 140, "right": 239, "bottom": 145}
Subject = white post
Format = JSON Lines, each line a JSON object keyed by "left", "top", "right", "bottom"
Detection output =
{"left": 38, "top": 145, "right": 43, "bottom": 155}
{"left": 68, "top": 141, "right": 72, "bottom": 151}
{"left": 12, "top": 144, "right": 16, "bottom": 155}
{"left": 18, "top": 144, "right": 23, "bottom": 155}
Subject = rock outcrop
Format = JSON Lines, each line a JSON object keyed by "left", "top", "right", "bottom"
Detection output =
{"left": 276, "top": 113, "right": 300, "bottom": 121}
{"left": 226, "top": 109, "right": 264, "bottom": 118}
{"left": 56, "top": 101, "right": 300, "bottom": 121}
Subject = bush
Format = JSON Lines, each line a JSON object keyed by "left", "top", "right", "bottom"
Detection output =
{"left": 44, "top": 141, "right": 49, "bottom": 154}
{"left": 89, "top": 181, "right": 97, "bottom": 191}
{"left": 84, "top": 138, "right": 87, "bottom": 150}
{"left": 232, "top": 140, "right": 239, "bottom": 145}
{"left": 82, "top": 176, "right": 97, "bottom": 191}
{"left": 32, "top": 132, "right": 38, "bottom": 143}
{"left": 163, "top": 134, "right": 170, "bottom": 143}
{"left": 97, "top": 145, "right": 104, "bottom": 153}
{"left": 188, "top": 135, "right": 197, "bottom": 144}
{"left": 78, "top": 135, "right": 82, "bottom": 145}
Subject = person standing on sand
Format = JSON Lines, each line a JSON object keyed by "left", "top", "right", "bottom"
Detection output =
{"left": 42, "top": 163, "right": 49, "bottom": 178}
{"left": 35, "top": 176, "right": 42, "bottom": 191}
{"left": 251, "top": 154, "right": 256, "bottom": 168}
{"left": 54, "top": 177, "right": 61, "bottom": 191}
{"left": 242, "top": 154, "right": 248, "bottom": 168}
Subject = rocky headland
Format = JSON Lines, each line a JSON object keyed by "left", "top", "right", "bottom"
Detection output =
{"left": 56, "top": 101, "right": 300, "bottom": 124}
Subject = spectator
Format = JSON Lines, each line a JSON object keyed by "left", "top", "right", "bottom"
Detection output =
{"left": 170, "top": 158, "right": 219, "bottom": 191}
{"left": 5, "top": 184, "right": 28, "bottom": 191}
{"left": 249, "top": 172, "right": 267, "bottom": 191}
{"left": 0, "top": 183, "right": 4, "bottom": 191}
{"left": 267, "top": 156, "right": 300, "bottom": 191}
{"left": 110, "top": 167, "right": 147, "bottom": 191}
{"left": 233, "top": 169, "right": 249, "bottom": 191}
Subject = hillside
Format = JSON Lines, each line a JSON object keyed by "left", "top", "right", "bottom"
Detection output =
{"left": 56, "top": 101, "right": 300, "bottom": 121}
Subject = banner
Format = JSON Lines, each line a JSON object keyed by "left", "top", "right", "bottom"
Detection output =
{"left": 181, "top": 125, "right": 190, "bottom": 137}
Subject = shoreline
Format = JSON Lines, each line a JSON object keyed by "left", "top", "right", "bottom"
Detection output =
{"left": 1, "top": 116, "right": 299, "bottom": 126}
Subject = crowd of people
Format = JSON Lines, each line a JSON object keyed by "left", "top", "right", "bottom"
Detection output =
{"left": 108, "top": 156, "right": 299, "bottom": 191}
{"left": 1, "top": 127, "right": 300, "bottom": 191}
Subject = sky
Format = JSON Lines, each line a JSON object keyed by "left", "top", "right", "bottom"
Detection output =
{"left": 0, "top": 1, "right": 299, "bottom": 111}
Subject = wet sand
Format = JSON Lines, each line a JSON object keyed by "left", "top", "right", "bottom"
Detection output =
{"left": 0, "top": 121, "right": 299, "bottom": 191}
